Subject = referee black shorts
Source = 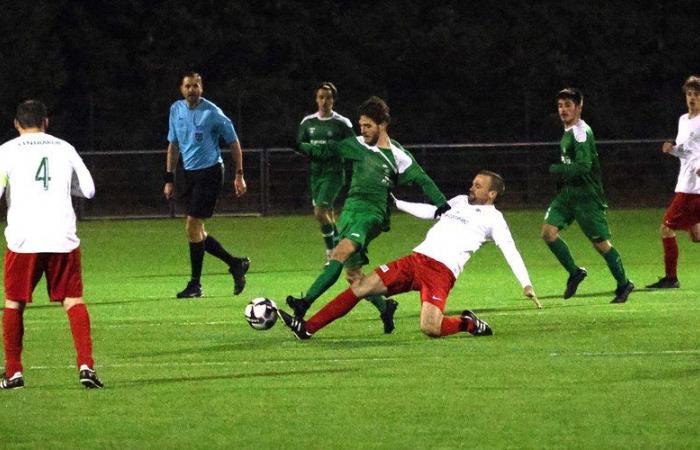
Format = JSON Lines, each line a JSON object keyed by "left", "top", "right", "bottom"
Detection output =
{"left": 178, "top": 163, "right": 224, "bottom": 219}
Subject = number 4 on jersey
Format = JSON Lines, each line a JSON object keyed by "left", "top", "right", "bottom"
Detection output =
{"left": 35, "top": 156, "right": 51, "bottom": 190}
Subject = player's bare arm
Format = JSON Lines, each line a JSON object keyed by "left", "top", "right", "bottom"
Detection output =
{"left": 523, "top": 285, "right": 542, "bottom": 309}
{"left": 164, "top": 141, "right": 180, "bottom": 199}
{"left": 230, "top": 140, "right": 246, "bottom": 197}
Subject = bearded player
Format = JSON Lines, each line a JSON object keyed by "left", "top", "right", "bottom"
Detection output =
{"left": 278, "top": 170, "right": 538, "bottom": 340}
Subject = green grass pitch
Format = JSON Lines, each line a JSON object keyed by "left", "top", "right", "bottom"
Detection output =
{"left": 1, "top": 209, "right": 698, "bottom": 449}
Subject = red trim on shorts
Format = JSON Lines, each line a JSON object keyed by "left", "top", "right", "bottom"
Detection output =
{"left": 663, "top": 193, "right": 700, "bottom": 231}
{"left": 374, "top": 252, "right": 455, "bottom": 312}
{"left": 4, "top": 248, "right": 83, "bottom": 303}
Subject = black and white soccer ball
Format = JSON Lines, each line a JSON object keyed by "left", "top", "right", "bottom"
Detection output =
{"left": 244, "top": 297, "right": 278, "bottom": 330}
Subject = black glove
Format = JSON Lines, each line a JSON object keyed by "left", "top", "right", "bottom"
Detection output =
{"left": 434, "top": 203, "right": 451, "bottom": 219}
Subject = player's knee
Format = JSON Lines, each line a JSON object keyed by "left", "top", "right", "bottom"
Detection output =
{"left": 420, "top": 316, "right": 442, "bottom": 338}
{"left": 592, "top": 241, "right": 610, "bottom": 255}
{"left": 314, "top": 208, "right": 332, "bottom": 224}
{"left": 660, "top": 224, "right": 675, "bottom": 238}
{"left": 541, "top": 227, "right": 557, "bottom": 242}
{"left": 420, "top": 322, "right": 441, "bottom": 338}
{"left": 344, "top": 268, "right": 362, "bottom": 285}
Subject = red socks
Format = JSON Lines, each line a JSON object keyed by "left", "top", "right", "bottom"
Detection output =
{"left": 440, "top": 315, "right": 473, "bottom": 336}
{"left": 662, "top": 236, "right": 678, "bottom": 279}
{"left": 2, "top": 308, "right": 24, "bottom": 377}
{"left": 67, "top": 304, "right": 95, "bottom": 369}
{"left": 306, "top": 288, "right": 361, "bottom": 334}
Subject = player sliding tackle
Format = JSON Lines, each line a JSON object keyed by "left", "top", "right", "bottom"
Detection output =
{"left": 286, "top": 96, "right": 449, "bottom": 334}
{"left": 278, "top": 170, "right": 539, "bottom": 340}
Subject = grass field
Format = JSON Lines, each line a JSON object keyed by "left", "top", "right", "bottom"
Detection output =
{"left": 0, "top": 209, "right": 698, "bottom": 449}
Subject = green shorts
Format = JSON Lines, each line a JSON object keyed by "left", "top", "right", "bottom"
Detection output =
{"left": 336, "top": 209, "right": 385, "bottom": 268}
{"left": 545, "top": 191, "right": 611, "bottom": 242}
{"left": 310, "top": 174, "right": 344, "bottom": 209}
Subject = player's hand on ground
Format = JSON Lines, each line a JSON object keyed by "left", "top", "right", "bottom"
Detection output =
{"left": 523, "top": 285, "right": 542, "bottom": 309}
{"left": 661, "top": 141, "right": 674, "bottom": 153}
{"left": 234, "top": 175, "right": 247, "bottom": 197}
{"left": 163, "top": 182, "right": 174, "bottom": 200}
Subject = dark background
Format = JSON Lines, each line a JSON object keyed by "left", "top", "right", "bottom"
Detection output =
{"left": 1, "top": 1, "right": 698, "bottom": 151}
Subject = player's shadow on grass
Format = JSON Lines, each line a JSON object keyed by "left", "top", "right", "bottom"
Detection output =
{"left": 537, "top": 291, "right": 617, "bottom": 300}
{"left": 117, "top": 367, "right": 356, "bottom": 386}
{"left": 130, "top": 268, "right": 316, "bottom": 279}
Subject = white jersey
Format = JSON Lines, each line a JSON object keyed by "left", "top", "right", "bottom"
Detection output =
{"left": 0, "top": 132, "right": 95, "bottom": 253}
{"left": 671, "top": 113, "right": 700, "bottom": 194}
{"left": 395, "top": 195, "right": 532, "bottom": 287}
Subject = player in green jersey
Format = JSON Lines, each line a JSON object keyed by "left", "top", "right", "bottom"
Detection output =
{"left": 287, "top": 96, "right": 450, "bottom": 332}
{"left": 297, "top": 82, "right": 355, "bottom": 264}
{"left": 541, "top": 88, "right": 634, "bottom": 303}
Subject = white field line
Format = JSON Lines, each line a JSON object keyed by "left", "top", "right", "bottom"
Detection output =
{"left": 26, "top": 349, "right": 699, "bottom": 371}
{"left": 28, "top": 356, "right": 405, "bottom": 371}
{"left": 549, "top": 349, "right": 700, "bottom": 357}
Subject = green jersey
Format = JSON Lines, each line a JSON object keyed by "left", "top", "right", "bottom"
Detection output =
{"left": 299, "top": 136, "right": 446, "bottom": 219}
{"left": 549, "top": 119, "right": 607, "bottom": 207}
{"left": 297, "top": 111, "right": 354, "bottom": 181}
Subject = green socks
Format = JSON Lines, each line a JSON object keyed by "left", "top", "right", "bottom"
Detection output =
{"left": 321, "top": 224, "right": 335, "bottom": 251}
{"left": 603, "top": 247, "right": 628, "bottom": 287}
{"left": 365, "top": 295, "right": 388, "bottom": 314}
{"left": 305, "top": 260, "right": 343, "bottom": 303}
{"left": 546, "top": 238, "right": 579, "bottom": 274}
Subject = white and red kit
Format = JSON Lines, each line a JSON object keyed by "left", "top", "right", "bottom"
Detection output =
{"left": 0, "top": 132, "right": 95, "bottom": 253}
{"left": 665, "top": 114, "right": 700, "bottom": 230}
{"left": 384, "top": 195, "right": 532, "bottom": 308}
{"left": 670, "top": 113, "right": 700, "bottom": 194}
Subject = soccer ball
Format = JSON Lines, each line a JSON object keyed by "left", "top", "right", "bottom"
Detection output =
{"left": 244, "top": 298, "right": 278, "bottom": 330}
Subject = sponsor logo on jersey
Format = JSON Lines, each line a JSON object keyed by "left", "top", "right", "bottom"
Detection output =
{"left": 351, "top": 233, "right": 360, "bottom": 238}
{"left": 379, "top": 264, "right": 389, "bottom": 273}
{"left": 309, "top": 127, "right": 316, "bottom": 135}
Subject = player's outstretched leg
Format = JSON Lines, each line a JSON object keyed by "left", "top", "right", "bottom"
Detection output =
{"left": 461, "top": 310, "right": 493, "bottom": 336}
{"left": 277, "top": 309, "right": 312, "bottom": 340}
{"left": 286, "top": 295, "right": 311, "bottom": 319}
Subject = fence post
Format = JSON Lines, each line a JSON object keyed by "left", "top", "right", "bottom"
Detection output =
{"left": 260, "top": 148, "right": 269, "bottom": 216}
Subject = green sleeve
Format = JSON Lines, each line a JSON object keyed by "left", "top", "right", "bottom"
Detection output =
{"left": 298, "top": 137, "right": 361, "bottom": 161}
{"left": 397, "top": 153, "right": 447, "bottom": 206}
{"left": 296, "top": 122, "right": 308, "bottom": 145}
{"left": 550, "top": 140, "right": 593, "bottom": 179}
{"left": 342, "top": 123, "right": 355, "bottom": 139}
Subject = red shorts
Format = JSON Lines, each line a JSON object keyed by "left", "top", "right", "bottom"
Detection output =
{"left": 4, "top": 248, "right": 83, "bottom": 303}
{"left": 374, "top": 252, "right": 455, "bottom": 312}
{"left": 663, "top": 193, "right": 700, "bottom": 231}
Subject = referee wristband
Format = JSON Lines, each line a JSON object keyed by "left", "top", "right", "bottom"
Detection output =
{"left": 164, "top": 172, "right": 174, "bottom": 183}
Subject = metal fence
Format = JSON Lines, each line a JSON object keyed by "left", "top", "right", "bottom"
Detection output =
{"left": 76, "top": 139, "right": 675, "bottom": 218}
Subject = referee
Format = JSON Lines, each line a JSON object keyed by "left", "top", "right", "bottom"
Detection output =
{"left": 163, "top": 72, "right": 249, "bottom": 299}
